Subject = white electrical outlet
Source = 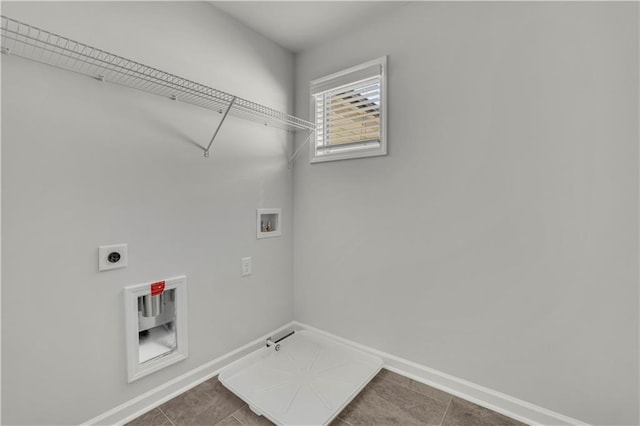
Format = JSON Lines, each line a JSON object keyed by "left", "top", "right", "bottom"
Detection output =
{"left": 99, "top": 244, "right": 128, "bottom": 272}
{"left": 241, "top": 257, "right": 252, "bottom": 277}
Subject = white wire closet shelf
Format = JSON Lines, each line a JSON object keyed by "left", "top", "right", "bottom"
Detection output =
{"left": 0, "top": 15, "right": 315, "bottom": 159}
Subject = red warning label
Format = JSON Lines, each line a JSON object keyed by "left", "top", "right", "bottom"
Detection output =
{"left": 151, "top": 281, "right": 165, "bottom": 296}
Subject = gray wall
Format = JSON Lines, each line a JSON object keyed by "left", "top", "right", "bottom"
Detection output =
{"left": 1, "top": 2, "right": 294, "bottom": 424}
{"left": 293, "top": 3, "right": 639, "bottom": 425}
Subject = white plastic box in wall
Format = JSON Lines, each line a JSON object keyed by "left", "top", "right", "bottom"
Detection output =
{"left": 257, "top": 208, "right": 281, "bottom": 239}
{"left": 123, "top": 276, "right": 188, "bottom": 382}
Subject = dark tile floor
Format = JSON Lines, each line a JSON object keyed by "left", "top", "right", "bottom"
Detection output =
{"left": 128, "top": 369, "right": 526, "bottom": 426}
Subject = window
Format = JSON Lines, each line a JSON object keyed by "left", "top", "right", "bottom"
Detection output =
{"left": 310, "top": 56, "right": 387, "bottom": 163}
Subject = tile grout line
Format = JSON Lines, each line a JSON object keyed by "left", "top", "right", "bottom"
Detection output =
{"left": 337, "top": 415, "right": 354, "bottom": 425}
{"left": 439, "top": 398, "right": 453, "bottom": 426}
{"left": 376, "top": 374, "right": 456, "bottom": 426}
{"left": 230, "top": 404, "right": 250, "bottom": 426}
{"left": 230, "top": 412, "right": 246, "bottom": 425}
{"left": 370, "top": 378, "right": 432, "bottom": 425}
{"left": 381, "top": 372, "right": 522, "bottom": 425}
{"left": 157, "top": 406, "right": 176, "bottom": 426}
{"left": 379, "top": 375, "right": 451, "bottom": 406}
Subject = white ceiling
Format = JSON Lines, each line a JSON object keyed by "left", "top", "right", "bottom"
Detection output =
{"left": 211, "top": 1, "right": 407, "bottom": 53}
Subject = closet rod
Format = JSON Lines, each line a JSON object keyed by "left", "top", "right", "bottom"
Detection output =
{"left": 0, "top": 15, "right": 315, "bottom": 156}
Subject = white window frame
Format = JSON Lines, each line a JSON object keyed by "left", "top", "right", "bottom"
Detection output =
{"left": 310, "top": 56, "right": 387, "bottom": 163}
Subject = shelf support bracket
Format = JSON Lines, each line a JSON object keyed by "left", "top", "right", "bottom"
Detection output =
{"left": 204, "top": 96, "right": 236, "bottom": 158}
{"left": 288, "top": 129, "right": 315, "bottom": 165}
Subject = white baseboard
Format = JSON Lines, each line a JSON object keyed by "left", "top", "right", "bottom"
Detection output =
{"left": 81, "top": 321, "right": 295, "bottom": 426}
{"left": 82, "top": 320, "right": 587, "bottom": 426}
{"left": 293, "top": 321, "right": 588, "bottom": 426}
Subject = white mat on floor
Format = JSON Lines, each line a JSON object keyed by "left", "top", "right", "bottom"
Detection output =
{"left": 219, "top": 330, "right": 383, "bottom": 425}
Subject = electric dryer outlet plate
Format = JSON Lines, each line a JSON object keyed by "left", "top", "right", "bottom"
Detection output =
{"left": 98, "top": 244, "right": 128, "bottom": 271}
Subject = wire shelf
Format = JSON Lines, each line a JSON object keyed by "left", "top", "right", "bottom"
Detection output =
{"left": 0, "top": 15, "right": 315, "bottom": 135}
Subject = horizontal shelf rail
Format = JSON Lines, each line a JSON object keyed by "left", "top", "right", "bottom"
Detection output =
{"left": 1, "top": 15, "right": 315, "bottom": 155}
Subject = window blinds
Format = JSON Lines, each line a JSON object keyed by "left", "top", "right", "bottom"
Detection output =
{"left": 312, "top": 64, "right": 383, "bottom": 155}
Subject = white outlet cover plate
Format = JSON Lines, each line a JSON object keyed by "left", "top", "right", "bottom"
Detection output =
{"left": 98, "top": 244, "right": 128, "bottom": 272}
{"left": 241, "top": 257, "right": 252, "bottom": 277}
